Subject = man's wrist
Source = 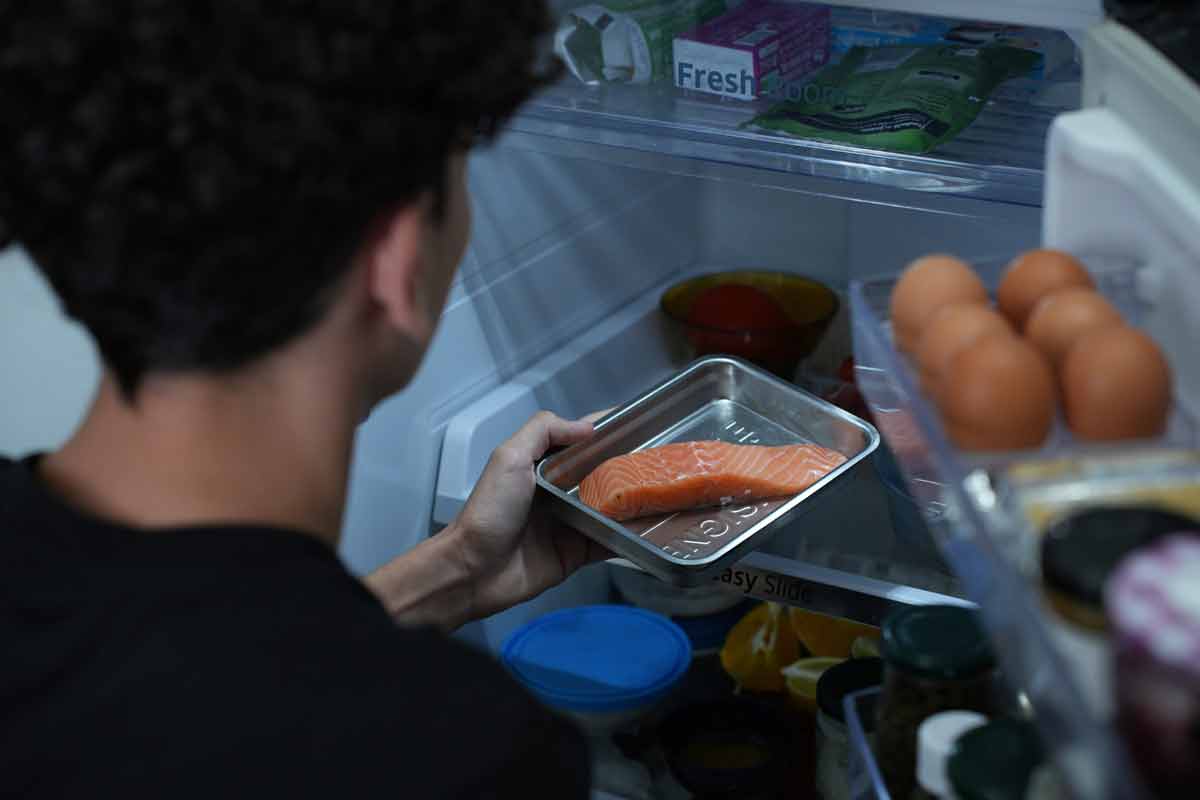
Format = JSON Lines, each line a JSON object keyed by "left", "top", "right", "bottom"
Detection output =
{"left": 363, "top": 524, "right": 476, "bottom": 631}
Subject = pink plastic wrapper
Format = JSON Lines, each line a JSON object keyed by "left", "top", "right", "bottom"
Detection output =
{"left": 674, "top": 1, "right": 830, "bottom": 101}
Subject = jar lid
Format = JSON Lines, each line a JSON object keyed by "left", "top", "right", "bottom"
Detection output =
{"left": 916, "top": 711, "right": 989, "bottom": 797}
{"left": 501, "top": 605, "right": 692, "bottom": 712}
{"left": 948, "top": 719, "right": 1044, "bottom": 800}
{"left": 1107, "top": 534, "right": 1200, "bottom": 680}
{"left": 1041, "top": 506, "right": 1199, "bottom": 612}
{"left": 816, "top": 657, "right": 883, "bottom": 723}
{"left": 880, "top": 604, "right": 994, "bottom": 680}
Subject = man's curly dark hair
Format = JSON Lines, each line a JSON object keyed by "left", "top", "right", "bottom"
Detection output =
{"left": 0, "top": 1, "right": 561, "bottom": 396}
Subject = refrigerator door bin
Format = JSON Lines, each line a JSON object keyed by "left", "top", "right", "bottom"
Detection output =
{"left": 849, "top": 252, "right": 1188, "bottom": 799}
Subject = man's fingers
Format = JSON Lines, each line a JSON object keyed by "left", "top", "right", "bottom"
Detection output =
{"left": 581, "top": 407, "right": 615, "bottom": 425}
{"left": 504, "top": 411, "right": 594, "bottom": 463}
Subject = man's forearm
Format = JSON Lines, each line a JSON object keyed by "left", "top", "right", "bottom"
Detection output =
{"left": 362, "top": 524, "right": 474, "bottom": 631}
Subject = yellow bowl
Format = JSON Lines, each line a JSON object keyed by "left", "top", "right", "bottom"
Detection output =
{"left": 661, "top": 270, "right": 839, "bottom": 379}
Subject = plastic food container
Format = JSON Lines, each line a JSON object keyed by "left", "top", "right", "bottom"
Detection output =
{"left": 1107, "top": 534, "right": 1200, "bottom": 798}
{"left": 500, "top": 605, "right": 692, "bottom": 736}
{"left": 660, "top": 270, "right": 839, "bottom": 379}
{"left": 816, "top": 658, "right": 884, "bottom": 800}
{"left": 1039, "top": 505, "right": 1199, "bottom": 719}
{"left": 875, "top": 605, "right": 997, "bottom": 799}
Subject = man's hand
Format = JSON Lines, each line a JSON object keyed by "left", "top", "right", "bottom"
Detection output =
{"left": 364, "top": 409, "right": 612, "bottom": 630}
{"left": 449, "top": 410, "right": 611, "bottom": 621}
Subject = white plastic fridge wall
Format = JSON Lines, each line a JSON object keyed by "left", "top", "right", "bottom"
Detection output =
{"left": 0, "top": 247, "right": 100, "bottom": 457}
{"left": 1046, "top": 24, "right": 1200, "bottom": 422}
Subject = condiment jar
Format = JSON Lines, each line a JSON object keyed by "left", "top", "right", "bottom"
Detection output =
{"left": 814, "top": 657, "right": 883, "bottom": 800}
{"left": 1106, "top": 533, "right": 1200, "bottom": 798}
{"left": 875, "top": 605, "right": 996, "bottom": 799}
{"left": 946, "top": 718, "right": 1045, "bottom": 800}
{"left": 914, "top": 711, "right": 988, "bottom": 799}
{"left": 1040, "top": 506, "right": 1198, "bottom": 719}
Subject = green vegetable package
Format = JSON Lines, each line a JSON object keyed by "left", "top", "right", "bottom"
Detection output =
{"left": 747, "top": 44, "right": 1039, "bottom": 154}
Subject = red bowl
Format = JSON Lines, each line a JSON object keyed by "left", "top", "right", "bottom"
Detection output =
{"left": 661, "top": 270, "right": 839, "bottom": 379}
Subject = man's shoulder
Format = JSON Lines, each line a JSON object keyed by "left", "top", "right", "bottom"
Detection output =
{"left": 1, "top": 527, "right": 590, "bottom": 798}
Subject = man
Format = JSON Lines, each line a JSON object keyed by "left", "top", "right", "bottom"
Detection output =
{"left": 0, "top": 3, "right": 604, "bottom": 796}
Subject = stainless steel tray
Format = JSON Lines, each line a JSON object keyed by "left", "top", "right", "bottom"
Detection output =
{"left": 536, "top": 356, "right": 880, "bottom": 586}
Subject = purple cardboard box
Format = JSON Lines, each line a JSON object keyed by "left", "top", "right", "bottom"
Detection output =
{"left": 674, "top": 2, "right": 830, "bottom": 101}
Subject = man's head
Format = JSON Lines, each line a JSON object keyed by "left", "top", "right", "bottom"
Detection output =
{"left": 0, "top": 1, "right": 559, "bottom": 401}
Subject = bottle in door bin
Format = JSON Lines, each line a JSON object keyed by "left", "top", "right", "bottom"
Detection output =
{"left": 912, "top": 710, "right": 987, "bottom": 799}
{"left": 874, "top": 605, "right": 997, "bottom": 799}
{"left": 1040, "top": 505, "right": 1200, "bottom": 719}
{"left": 946, "top": 718, "right": 1046, "bottom": 800}
{"left": 1107, "top": 534, "right": 1200, "bottom": 798}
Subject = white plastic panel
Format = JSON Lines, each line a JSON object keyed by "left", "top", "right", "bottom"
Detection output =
{"left": 0, "top": 247, "right": 100, "bottom": 457}
{"left": 1045, "top": 23, "right": 1200, "bottom": 424}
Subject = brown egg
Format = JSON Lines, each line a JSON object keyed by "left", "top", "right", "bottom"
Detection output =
{"left": 915, "top": 304, "right": 1013, "bottom": 393}
{"left": 1025, "top": 288, "right": 1124, "bottom": 367}
{"left": 1062, "top": 326, "right": 1172, "bottom": 441}
{"left": 997, "top": 249, "right": 1094, "bottom": 329}
{"left": 890, "top": 254, "right": 988, "bottom": 354}
{"left": 939, "top": 335, "right": 1057, "bottom": 451}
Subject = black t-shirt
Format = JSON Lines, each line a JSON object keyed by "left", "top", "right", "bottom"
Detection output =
{"left": 0, "top": 457, "right": 589, "bottom": 798}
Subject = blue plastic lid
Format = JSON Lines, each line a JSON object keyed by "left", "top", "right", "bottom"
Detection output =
{"left": 501, "top": 605, "right": 692, "bottom": 712}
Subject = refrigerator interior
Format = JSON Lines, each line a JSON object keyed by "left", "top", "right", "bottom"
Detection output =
{"left": 345, "top": 7, "right": 1195, "bottom": 800}
{"left": 3, "top": 3, "right": 1196, "bottom": 798}
{"left": 339, "top": 137, "right": 1047, "bottom": 641}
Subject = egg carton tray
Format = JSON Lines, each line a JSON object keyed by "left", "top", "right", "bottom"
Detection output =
{"left": 851, "top": 253, "right": 1198, "bottom": 556}
{"left": 849, "top": 253, "right": 1175, "bottom": 800}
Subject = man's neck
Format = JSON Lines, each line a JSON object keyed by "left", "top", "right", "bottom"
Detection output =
{"left": 40, "top": 363, "right": 363, "bottom": 546}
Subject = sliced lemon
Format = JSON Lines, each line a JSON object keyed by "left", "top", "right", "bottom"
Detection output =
{"left": 719, "top": 602, "right": 800, "bottom": 693}
{"left": 788, "top": 607, "right": 880, "bottom": 658}
{"left": 850, "top": 635, "right": 881, "bottom": 659}
{"left": 781, "top": 656, "right": 844, "bottom": 710}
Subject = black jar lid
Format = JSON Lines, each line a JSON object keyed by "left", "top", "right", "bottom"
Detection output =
{"left": 1040, "top": 505, "right": 1200, "bottom": 611}
{"left": 816, "top": 657, "right": 883, "bottom": 723}
{"left": 948, "top": 718, "right": 1044, "bottom": 800}
{"left": 880, "top": 605, "right": 994, "bottom": 681}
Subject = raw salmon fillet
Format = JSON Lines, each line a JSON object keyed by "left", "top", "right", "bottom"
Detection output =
{"left": 578, "top": 440, "right": 848, "bottom": 522}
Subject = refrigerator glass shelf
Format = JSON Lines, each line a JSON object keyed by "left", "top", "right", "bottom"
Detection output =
{"left": 511, "top": 68, "right": 1079, "bottom": 207}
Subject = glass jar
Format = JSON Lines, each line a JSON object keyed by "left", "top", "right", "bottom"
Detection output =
{"left": 1040, "top": 506, "right": 1198, "bottom": 719}
{"left": 946, "top": 718, "right": 1045, "bottom": 800}
{"left": 1107, "top": 533, "right": 1200, "bottom": 799}
{"left": 875, "top": 605, "right": 996, "bottom": 799}
{"left": 913, "top": 710, "right": 987, "bottom": 799}
{"left": 814, "top": 658, "right": 883, "bottom": 800}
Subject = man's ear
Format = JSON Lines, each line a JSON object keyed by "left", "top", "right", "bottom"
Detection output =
{"left": 364, "top": 202, "right": 432, "bottom": 339}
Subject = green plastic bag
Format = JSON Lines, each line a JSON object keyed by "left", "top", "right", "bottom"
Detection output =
{"left": 745, "top": 44, "right": 1040, "bottom": 153}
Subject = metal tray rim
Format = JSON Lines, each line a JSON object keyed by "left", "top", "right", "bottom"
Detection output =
{"left": 534, "top": 355, "right": 881, "bottom": 572}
